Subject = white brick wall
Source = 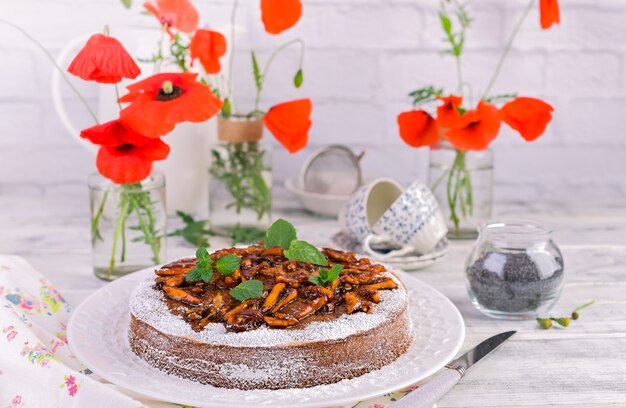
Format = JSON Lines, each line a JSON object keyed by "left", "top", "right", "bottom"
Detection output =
{"left": 2, "top": 0, "right": 626, "bottom": 204}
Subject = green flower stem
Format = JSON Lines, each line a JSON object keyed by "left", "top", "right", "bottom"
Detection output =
{"left": 254, "top": 38, "right": 305, "bottom": 111}
{"left": 227, "top": 0, "right": 240, "bottom": 114}
{"left": 0, "top": 20, "right": 99, "bottom": 124}
{"left": 445, "top": 149, "right": 474, "bottom": 237}
{"left": 108, "top": 191, "right": 130, "bottom": 279}
{"left": 482, "top": 0, "right": 535, "bottom": 98}
{"left": 132, "top": 194, "right": 162, "bottom": 264}
{"left": 91, "top": 190, "right": 109, "bottom": 244}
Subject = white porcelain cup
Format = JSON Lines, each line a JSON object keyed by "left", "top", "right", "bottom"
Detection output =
{"left": 338, "top": 178, "right": 404, "bottom": 242}
{"left": 363, "top": 180, "right": 448, "bottom": 259}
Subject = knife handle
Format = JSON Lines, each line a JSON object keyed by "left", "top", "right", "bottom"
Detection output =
{"left": 390, "top": 367, "right": 462, "bottom": 408}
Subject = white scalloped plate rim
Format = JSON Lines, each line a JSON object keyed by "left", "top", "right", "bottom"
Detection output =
{"left": 67, "top": 265, "right": 465, "bottom": 408}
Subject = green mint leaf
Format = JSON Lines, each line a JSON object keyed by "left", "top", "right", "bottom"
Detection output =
{"left": 196, "top": 247, "right": 210, "bottom": 262}
{"left": 308, "top": 275, "right": 325, "bottom": 286}
{"left": 284, "top": 240, "right": 328, "bottom": 266}
{"left": 185, "top": 267, "right": 203, "bottom": 282}
{"left": 215, "top": 254, "right": 241, "bottom": 276}
{"left": 251, "top": 51, "right": 262, "bottom": 93}
{"left": 200, "top": 268, "right": 214, "bottom": 283}
{"left": 294, "top": 69, "right": 303, "bottom": 88}
{"left": 230, "top": 279, "right": 264, "bottom": 302}
{"left": 325, "top": 264, "right": 343, "bottom": 283}
{"left": 264, "top": 218, "right": 297, "bottom": 249}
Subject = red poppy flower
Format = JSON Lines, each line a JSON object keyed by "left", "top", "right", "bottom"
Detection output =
{"left": 189, "top": 29, "right": 227, "bottom": 74}
{"left": 80, "top": 120, "right": 170, "bottom": 184}
{"left": 260, "top": 0, "right": 303, "bottom": 35}
{"left": 445, "top": 100, "right": 501, "bottom": 151}
{"left": 540, "top": 0, "right": 560, "bottom": 30}
{"left": 500, "top": 97, "right": 553, "bottom": 142}
{"left": 436, "top": 95, "right": 463, "bottom": 128}
{"left": 67, "top": 34, "right": 140, "bottom": 84}
{"left": 119, "top": 72, "right": 223, "bottom": 138}
{"left": 397, "top": 110, "right": 439, "bottom": 148}
{"left": 144, "top": 0, "right": 199, "bottom": 36}
{"left": 263, "top": 99, "right": 312, "bottom": 153}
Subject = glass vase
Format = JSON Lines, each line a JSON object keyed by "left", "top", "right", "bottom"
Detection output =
{"left": 209, "top": 116, "right": 273, "bottom": 234}
{"left": 428, "top": 142, "right": 493, "bottom": 239}
{"left": 89, "top": 172, "right": 167, "bottom": 281}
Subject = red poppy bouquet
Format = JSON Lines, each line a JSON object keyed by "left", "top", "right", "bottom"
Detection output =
{"left": 397, "top": 0, "right": 559, "bottom": 235}
{"left": 66, "top": 26, "right": 223, "bottom": 275}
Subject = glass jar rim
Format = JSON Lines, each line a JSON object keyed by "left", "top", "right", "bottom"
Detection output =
{"left": 88, "top": 171, "right": 165, "bottom": 192}
{"left": 479, "top": 218, "right": 553, "bottom": 243}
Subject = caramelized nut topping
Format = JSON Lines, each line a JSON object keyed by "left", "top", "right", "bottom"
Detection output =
{"left": 154, "top": 244, "right": 398, "bottom": 332}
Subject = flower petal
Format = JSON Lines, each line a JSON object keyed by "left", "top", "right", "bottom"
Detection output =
{"left": 189, "top": 29, "right": 227, "bottom": 74}
{"left": 260, "top": 0, "right": 303, "bottom": 35}
{"left": 397, "top": 110, "right": 439, "bottom": 148}
{"left": 264, "top": 98, "right": 312, "bottom": 153}
{"left": 150, "top": 0, "right": 199, "bottom": 33}
{"left": 540, "top": 0, "right": 560, "bottom": 30}
{"left": 96, "top": 146, "right": 153, "bottom": 184}
{"left": 436, "top": 95, "right": 463, "bottom": 128}
{"left": 500, "top": 97, "right": 554, "bottom": 141}
{"left": 445, "top": 100, "right": 501, "bottom": 150}
{"left": 80, "top": 120, "right": 155, "bottom": 147}
{"left": 119, "top": 72, "right": 223, "bottom": 137}
{"left": 67, "top": 34, "right": 140, "bottom": 84}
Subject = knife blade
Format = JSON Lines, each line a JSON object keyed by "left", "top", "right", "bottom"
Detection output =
{"left": 390, "top": 331, "right": 516, "bottom": 408}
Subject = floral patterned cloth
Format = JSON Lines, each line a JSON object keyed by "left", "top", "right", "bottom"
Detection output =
{"left": 0, "top": 255, "right": 423, "bottom": 408}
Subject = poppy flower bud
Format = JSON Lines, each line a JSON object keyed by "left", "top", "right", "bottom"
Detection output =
{"left": 536, "top": 318, "right": 552, "bottom": 329}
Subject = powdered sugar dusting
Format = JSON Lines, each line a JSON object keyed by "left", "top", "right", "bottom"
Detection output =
{"left": 130, "top": 272, "right": 408, "bottom": 347}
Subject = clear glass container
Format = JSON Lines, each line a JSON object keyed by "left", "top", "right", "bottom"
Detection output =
{"left": 89, "top": 172, "right": 167, "bottom": 281}
{"left": 429, "top": 142, "right": 493, "bottom": 239}
{"left": 209, "top": 116, "right": 272, "bottom": 233}
{"left": 465, "top": 219, "right": 564, "bottom": 319}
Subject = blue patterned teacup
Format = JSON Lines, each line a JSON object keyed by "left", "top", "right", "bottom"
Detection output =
{"left": 363, "top": 180, "right": 447, "bottom": 258}
{"left": 339, "top": 178, "right": 404, "bottom": 242}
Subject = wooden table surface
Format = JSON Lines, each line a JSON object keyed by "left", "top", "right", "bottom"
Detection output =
{"left": 1, "top": 191, "right": 625, "bottom": 407}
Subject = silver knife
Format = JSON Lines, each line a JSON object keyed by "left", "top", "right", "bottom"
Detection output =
{"left": 390, "top": 331, "right": 516, "bottom": 408}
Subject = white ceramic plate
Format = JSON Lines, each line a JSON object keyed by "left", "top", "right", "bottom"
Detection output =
{"left": 67, "top": 267, "right": 464, "bottom": 408}
{"left": 330, "top": 231, "right": 450, "bottom": 271}
{"left": 285, "top": 177, "right": 350, "bottom": 217}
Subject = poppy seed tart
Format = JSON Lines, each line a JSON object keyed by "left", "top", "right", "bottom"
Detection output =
{"left": 128, "top": 245, "right": 413, "bottom": 390}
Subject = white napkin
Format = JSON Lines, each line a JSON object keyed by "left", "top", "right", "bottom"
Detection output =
{"left": 0, "top": 255, "right": 142, "bottom": 407}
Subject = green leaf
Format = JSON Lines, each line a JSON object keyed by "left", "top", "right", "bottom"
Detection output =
{"left": 230, "top": 279, "right": 264, "bottom": 301}
{"left": 251, "top": 51, "right": 262, "bottom": 93}
{"left": 215, "top": 254, "right": 241, "bottom": 276}
{"left": 228, "top": 224, "right": 266, "bottom": 245}
{"left": 185, "top": 267, "right": 203, "bottom": 282}
{"left": 309, "top": 264, "right": 343, "bottom": 286}
{"left": 168, "top": 212, "right": 215, "bottom": 247}
{"left": 176, "top": 210, "right": 194, "bottom": 224}
{"left": 308, "top": 275, "right": 325, "bottom": 286}
{"left": 325, "top": 264, "right": 343, "bottom": 283}
{"left": 284, "top": 240, "right": 328, "bottom": 266}
{"left": 121, "top": 0, "right": 132, "bottom": 9}
{"left": 221, "top": 97, "right": 231, "bottom": 118}
{"left": 264, "top": 218, "right": 297, "bottom": 249}
{"left": 294, "top": 69, "right": 303, "bottom": 88}
{"left": 439, "top": 12, "right": 452, "bottom": 36}
{"left": 196, "top": 247, "right": 210, "bottom": 262}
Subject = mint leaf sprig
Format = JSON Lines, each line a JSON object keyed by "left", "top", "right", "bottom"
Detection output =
{"left": 264, "top": 219, "right": 328, "bottom": 266}
{"left": 186, "top": 248, "right": 241, "bottom": 283}
{"left": 230, "top": 280, "right": 264, "bottom": 301}
{"left": 168, "top": 211, "right": 215, "bottom": 247}
{"left": 309, "top": 264, "right": 343, "bottom": 286}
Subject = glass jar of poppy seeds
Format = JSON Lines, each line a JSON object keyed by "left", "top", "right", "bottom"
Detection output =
{"left": 209, "top": 115, "right": 273, "bottom": 236}
{"left": 465, "top": 219, "right": 564, "bottom": 320}
{"left": 89, "top": 172, "right": 166, "bottom": 281}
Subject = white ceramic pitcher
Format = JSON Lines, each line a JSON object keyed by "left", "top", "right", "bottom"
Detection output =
{"left": 51, "top": 26, "right": 215, "bottom": 216}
